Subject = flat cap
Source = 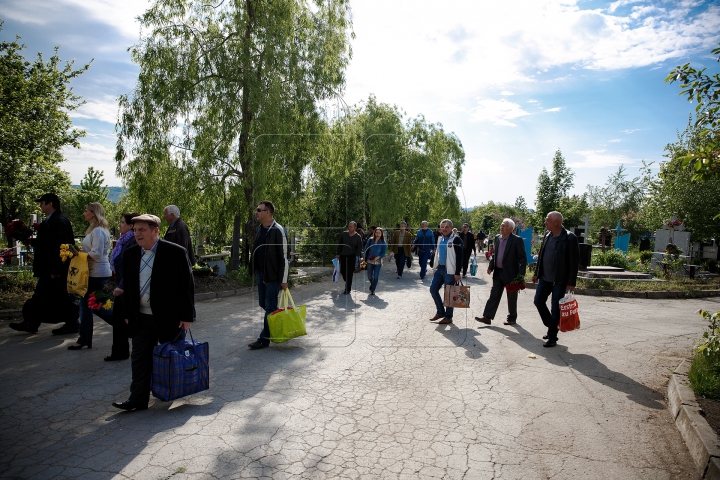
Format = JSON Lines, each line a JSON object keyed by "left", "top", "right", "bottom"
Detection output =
{"left": 130, "top": 214, "right": 161, "bottom": 227}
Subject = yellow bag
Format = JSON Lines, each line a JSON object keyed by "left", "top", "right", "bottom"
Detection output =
{"left": 67, "top": 252, "right": 89, "bottom": 297}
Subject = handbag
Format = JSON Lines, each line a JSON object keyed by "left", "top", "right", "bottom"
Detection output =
{"left": 151, "top": 329, "right": 209, "bottom": 401}
{"left": 268, "top": 289, "right": 307, "bottom": 343}
{"left": 444, "top": 281, "right": 470, "bottom": 308}
{"left": 67, "top": 252, "right": 89, "bottom": 297}
{"left": 559, "top": 293, "right": 581, "bottom": 332}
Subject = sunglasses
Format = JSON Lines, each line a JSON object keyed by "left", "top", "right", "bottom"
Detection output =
{"left": 256, "top": 208, "right": 267, "bottom": 212}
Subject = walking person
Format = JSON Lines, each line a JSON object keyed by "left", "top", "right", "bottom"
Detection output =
{"left": 163, "top": 205, "right": 195, "bottom": 265}
{"left": 69, "top": 203, "right": 112, "bottom": 350}
{"left": 111, "top": 214, "right": 195, "bottom": 411}
{"left": 532, "top": 211, "right": 580, "bottom": 347}
{"left": 476, "top": 229, "right": 487, "bottom": 253}
{"left": 390, "top": 222, "right": 412, "bottom": 279}
{"left": 335, "top": 221, "right": 364, "bottom": 294}
{"left": 475, "top": 218, "right": 527, "bottom": 327}
{"left": 413, "top": 221, "right": 435, "bottom": 280}
{"left": 248, "top": 201, "right": 289, "bottom": 349}
{"left": 428, "top": 219, "right": 463, "bottom": 325}
{"left": 458, "top": 223, "right": 476, "bottom": 277}
{"left": 104, "top": 212, "right": 140, "bottom": 361}
{"left": 364, "top": 227, "right": 386, "bottom": 296}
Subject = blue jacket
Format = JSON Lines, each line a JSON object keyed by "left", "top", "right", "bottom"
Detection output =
{"left": 413, "top": 229, "right": 435, "bottom": 252}
{"left": 365, "top": 239, "right": 386, "bottom": 260}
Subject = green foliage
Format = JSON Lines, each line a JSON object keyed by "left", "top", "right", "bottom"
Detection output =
{"left": 689, "top": 310, "right": 720, "bottom": 398}
{"left": 642, "top": 121, "right": 720, "bottom": 242}
{"left": 535, "top": 149, "right": 575, "bottom": 222}
{"left": 591, "top": 249, "right": 630, "bottom": 269}
{"left": 666, "top": 42, "right": 720, "bottom": 184}
{"left": 66, "top": 167, "right": 110, "bottom": 235}
{"left": 467, "top": 201, "right": 531, "bottom": 237}
{"left": 639, "top": 251, "right": 653, "bottom": 264}
{"left": 0, "top": 23, "right": 90, "bottom": 227}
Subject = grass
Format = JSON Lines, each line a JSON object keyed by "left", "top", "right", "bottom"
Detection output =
{"left": 0, "top": 270, "right": 36, "bottom": 310}
{"left": 523, "top": 270, "right": 719, "bottom": 293}
{"left": 689, "top": 352, "right": 720, "bottom": 399}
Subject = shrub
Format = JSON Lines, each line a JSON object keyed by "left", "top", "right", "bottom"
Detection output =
{"left": 591, "top": 249, "right": 630, "bottom": 269}
{"left": 639, "top": 251, "right": 653, "bottom": 264}
{"left": 689, "top": 310, "right": 720, "bottom": 398}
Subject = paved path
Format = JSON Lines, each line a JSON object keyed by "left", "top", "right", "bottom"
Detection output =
{"left": 2, "top": 257, "right": 719, "bottom": 479}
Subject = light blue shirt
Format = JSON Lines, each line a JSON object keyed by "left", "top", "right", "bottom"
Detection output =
{"left": 439, "top": 236, "right": 450, "bottom": 265}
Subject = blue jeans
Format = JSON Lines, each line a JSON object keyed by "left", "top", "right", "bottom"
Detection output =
{"left": 533, "top": 278, "right": 567, "bottom": 342}
{"left": 77, "top": 276, "right": 111, "bottom": 345}
{"left": 418, "top": 249, "right": 431, "bottom": 278}
{"left": 429, "top": 267, "right": 456, "bottom": 319}
{"left": 257, "top": 272, "right": 281, "bottom": 345}
{"left": 366, "top": 263, "right": 382, "bottom": 293}
{"left": 395, "top": 250, "right": 406, "bottom": 276}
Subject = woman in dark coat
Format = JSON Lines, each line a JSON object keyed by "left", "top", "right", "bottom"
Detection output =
{"left": 105, "top": 212, "right": 139, "bottom": 361}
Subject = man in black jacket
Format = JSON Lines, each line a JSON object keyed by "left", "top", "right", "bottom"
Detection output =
{"left": 532, "top": 211, "right": 580, "bottom": 348}
{"left": 248, "top": 201, "right": 289, "bottom": 349}
{"left": 10, "top": 193, "right": 78, "bottom": 334}
{"left": 112, "top": 214, "right": 195, "bottom": 411}
{"left": 475, "top": 218, "right": 527, "bottom": 326}
{"left": 163, "top": 205, "right": 195, "bottom": 265}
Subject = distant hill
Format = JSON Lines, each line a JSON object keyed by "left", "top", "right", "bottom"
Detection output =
{"left": 71, "top": 186, "right": 126, "bottom": 204}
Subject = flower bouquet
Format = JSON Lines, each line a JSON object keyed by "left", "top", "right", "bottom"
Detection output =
{"left": 665, "top": 243, "right": 682, "bottom": 256}
{"left": 59, "top": 244, "right": 75, "bottom": 261}
{"left": 505, "top": 275, "right": 526, "bottom": 293}
{"left": 5, "top": 219, "right": 37, "bottom": 246}
{"left": 88, "top": 290, "right": 113, "bottom": 312}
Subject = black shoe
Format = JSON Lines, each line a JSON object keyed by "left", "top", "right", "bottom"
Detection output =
{"left": 9, "top": 321, "right": 38, "bottom": 334}
{"left": 475, "top": 317, "right": 491, "bottom": 325}
{"left": 503, "top": 321, "right": 517, "bottom": 325}
{"left": 68, "top": 343, "right": 91, "bottom": 350}
{"left": 104, "top": 355, "right": 129, "bottom": 361}
{"left": 543, "top": 335, "right": 548, "bottom": 340}
{"left": 543, "top": 340, "right": 557, "bottom": 348}
{"left": 248, "top": 340, "right": 269, "bottom": 349}
{"left": 52, "top": 324, "right": 79, "bottom": 335}
{"left": 112, "top": 400, "right": 148, "bottom": 411}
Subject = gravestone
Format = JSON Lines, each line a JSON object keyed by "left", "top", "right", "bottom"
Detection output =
{"left": 614, "top": 234, "right": 631, "bottom": 253}
{"left": 652, "top": 221, "right": 692, "bottom": 267}
{"left": 518, "top": 226, "right": 534, "bottom": 265}
{"left": 576, "top": 214, "right": 595, "bottom": 244}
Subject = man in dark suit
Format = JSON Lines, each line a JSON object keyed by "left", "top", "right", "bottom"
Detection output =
{"left": 112, "top": 214, "right": 195, "bottom": 412}
{"left": 10, "top": 193, "right": 78, "bottom": 334}
{"left": 475, "top": 218, "right": 527, "bottom": 326}
{"left": 163, "top": 205, "right": 195, "bottom": 265}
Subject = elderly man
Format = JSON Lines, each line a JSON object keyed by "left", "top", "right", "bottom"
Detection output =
{"left": 532, "top": 211, "right": 580, "bottom": 347}
{"left": 413, "top": 220, "right": 435, "bottom": 280}
{"left": 335, "top": 221, "right": 364, "bottom": 295}
{"left": 163, "top": 205, "right": 195, "bottom": 265}
{"left": 10, "top": 193, "right": 78, "bottom": 335}
{"left": 428, "top": 219, "right": 463, "bottom": 325}
{"left": 248, "top": 201, "right": 289, "bottom": 349}
{"left": 475, "top": 218, "right": 527, "bottom": 326}
{"left": 112, "top": 214, "right": 194, "bottom": 411}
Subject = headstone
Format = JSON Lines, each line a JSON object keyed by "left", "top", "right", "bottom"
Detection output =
{"left": 614, "top": 233, "right": 631, "bottom": 253}
{"left": 10, "top": 242, "right": 21, "bottom": 266}
{"left": 576, "top": 214, "right": 595, "bottom": 244}
{"left": 518, "top": 226, "right": 534, "bottom": 264}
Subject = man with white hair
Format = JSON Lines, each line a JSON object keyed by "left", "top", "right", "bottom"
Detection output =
{"left": 163, "top": 205, "right": 195, "bottom": 265}
{"left": 475, "top": 218, "right": 527, "bottom": 327}
{"left": 532, "top": 211, "right": 579, "bottom": 348}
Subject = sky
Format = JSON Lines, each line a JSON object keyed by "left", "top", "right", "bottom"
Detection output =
{"left": 2, "top": 0, "right": 719, "bottom": 212}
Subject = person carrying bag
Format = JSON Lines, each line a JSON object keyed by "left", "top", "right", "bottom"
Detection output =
{"left": 268, "top": 289, "right": 307, "bottom": 343}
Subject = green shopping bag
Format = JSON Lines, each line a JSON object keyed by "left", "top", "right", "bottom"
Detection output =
{"left": 268, "top": 289, "right": 307, "bottom": 343}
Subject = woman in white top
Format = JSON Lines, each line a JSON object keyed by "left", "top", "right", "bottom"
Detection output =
{"left": 69, "top": 202, "right": 112, "bottom": 350}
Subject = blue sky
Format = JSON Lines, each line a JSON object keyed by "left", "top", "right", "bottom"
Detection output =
{"left": 2, "top": 0, "right": 719, "bottom": 212}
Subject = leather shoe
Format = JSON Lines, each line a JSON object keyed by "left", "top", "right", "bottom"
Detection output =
{"left": 543, "top": 340, "right": 557, "bottom": 348}
{"left": 104, "top": 355, "right": 129, "bottom": 361}
{"left": 112, "top": 400, "right": 148, "bottom": 411}
{"left": 248, "top": 340, "right": 269, "bottom": 349}
{"left": 9, "top": 321, "right": 38, "bottom": 334}
{"left": 52, "top": 324, "right": 79, "bottom": 335}
{"left": 429, "top": 314, "right": 444, "bottom": 321}
{"left": 503, "top": 321, "right": 517, "bottom": 325}
{"left": 475, "top": 317, "right": 491, "bottom": 325}
{"left": 543, "top": 335, "right": 548, "bottom": 340}
{"left": 68, "top": 343, "right": 91, "bottom": 350}
{"left": 437, "top": 318, "right": 453, "bottom": 324}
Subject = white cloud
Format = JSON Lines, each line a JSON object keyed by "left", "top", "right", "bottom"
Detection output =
{"left": 527, "top": 99, "right": 539, "bottom": 103}
{"left": 63, "top": 142, "right": 121, "bottom": 185}
{"left": 470, "top": 98, "right": 530, "bottom": 127}
{"left": 608, "top": 138, "right": 622, "bottom": 142}
{"left": 544, "top": 107, "right": 562, "bottom": 112}
{"left": 569, "top": 149, "right": 636, "bottom": 168}
{"left": 608, "top": 0, "right": 644, "bottom": 14}
{"left": 622, "top": 128, "right": 640, "bottom": 134}
{"left": 500, "top": 91, "right": 515, "bottom": 96}
{"left": 71, "top": 95, "right": 120, "bottom": 124}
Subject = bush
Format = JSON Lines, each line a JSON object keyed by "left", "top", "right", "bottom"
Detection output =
{"left": 591, "top": 249, "right": 630, "bottom": 269}
{"left": 689, "top": 310, "right": 720, "bottom": 398}
{"left": 639, "top": 251, "right": 653, "bottom": 264}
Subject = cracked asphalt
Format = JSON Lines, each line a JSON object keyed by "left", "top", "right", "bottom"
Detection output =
{"left": 2, "top": 256, "right": 719, "bottom": 479}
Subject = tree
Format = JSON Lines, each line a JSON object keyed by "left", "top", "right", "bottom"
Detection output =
{"left": 66, "top": 167, "right": 110, "bottom": 235}
{"left": 643, "top": 122, "right": 720, "bottom": 242}
{"left": 0, "top": 23, "right": 90, "bottom": 227}
{"left": 535, "top": 149, "right": 575, "bottom": 225}
{"left": 666, "top": 42, "right": 720, "bottom": 182}
{"left": 115, "top": 0, "right": 354, "bottom": 263}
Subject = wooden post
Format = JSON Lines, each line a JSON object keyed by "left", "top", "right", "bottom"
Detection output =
{"left": 230, "top": 215, "right": 241, "bottom": 270}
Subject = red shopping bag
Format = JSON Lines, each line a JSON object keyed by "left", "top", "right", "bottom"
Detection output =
{"left": 559, "top": 293, "right": 580, "bottom": 332}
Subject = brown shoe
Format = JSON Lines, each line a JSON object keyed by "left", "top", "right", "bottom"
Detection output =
{"left": 437, "top": 318, "right": 453, "bottom": 324}
{"left": 429, "top": 314, "right": 444, "bottom": 321}
{"left": 503, "top": 321, "right": 517, "bottom": 325}
{"left": 475, "top": 316, "right": 491, "bottom": 325}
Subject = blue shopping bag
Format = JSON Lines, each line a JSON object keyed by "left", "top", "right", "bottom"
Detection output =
{"left": 470, "top": 257, "right": 478, "bottom": 276}
{"left": 151, "top": 329, "right": 209, "bottom": 401}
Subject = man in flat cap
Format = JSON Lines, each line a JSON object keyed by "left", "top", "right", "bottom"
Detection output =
{"left": 112, "top": 214, "right": 195, "bottom": 411}
{"left": 10, "top": 193, "right": 78, "bottom": 335}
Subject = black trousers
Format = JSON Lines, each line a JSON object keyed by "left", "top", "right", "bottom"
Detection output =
{"left": 108, "top": 294, "right": 130, "bottom": 358}
{"left": 338, "top": 255, "right": 356, "bottom": 293}
{"left": 461, "top": 250, "right": 473, "bottom": 275}
{"left": 482, "top": 268, "right": 518, "bottom": 322}
{"left": 129, "top": 313, "right": 180, "bottom": 404}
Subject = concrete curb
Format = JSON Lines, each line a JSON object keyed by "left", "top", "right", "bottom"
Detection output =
{"left": 669, "top": 359, "right": 720, "bottom": 479}
{"left": 523, "top": 282, "right": 720, "bottom": 299}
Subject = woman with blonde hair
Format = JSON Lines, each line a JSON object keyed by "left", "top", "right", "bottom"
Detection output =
{"left": 69, "top": 202, "right": 112, "bottom": 350}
